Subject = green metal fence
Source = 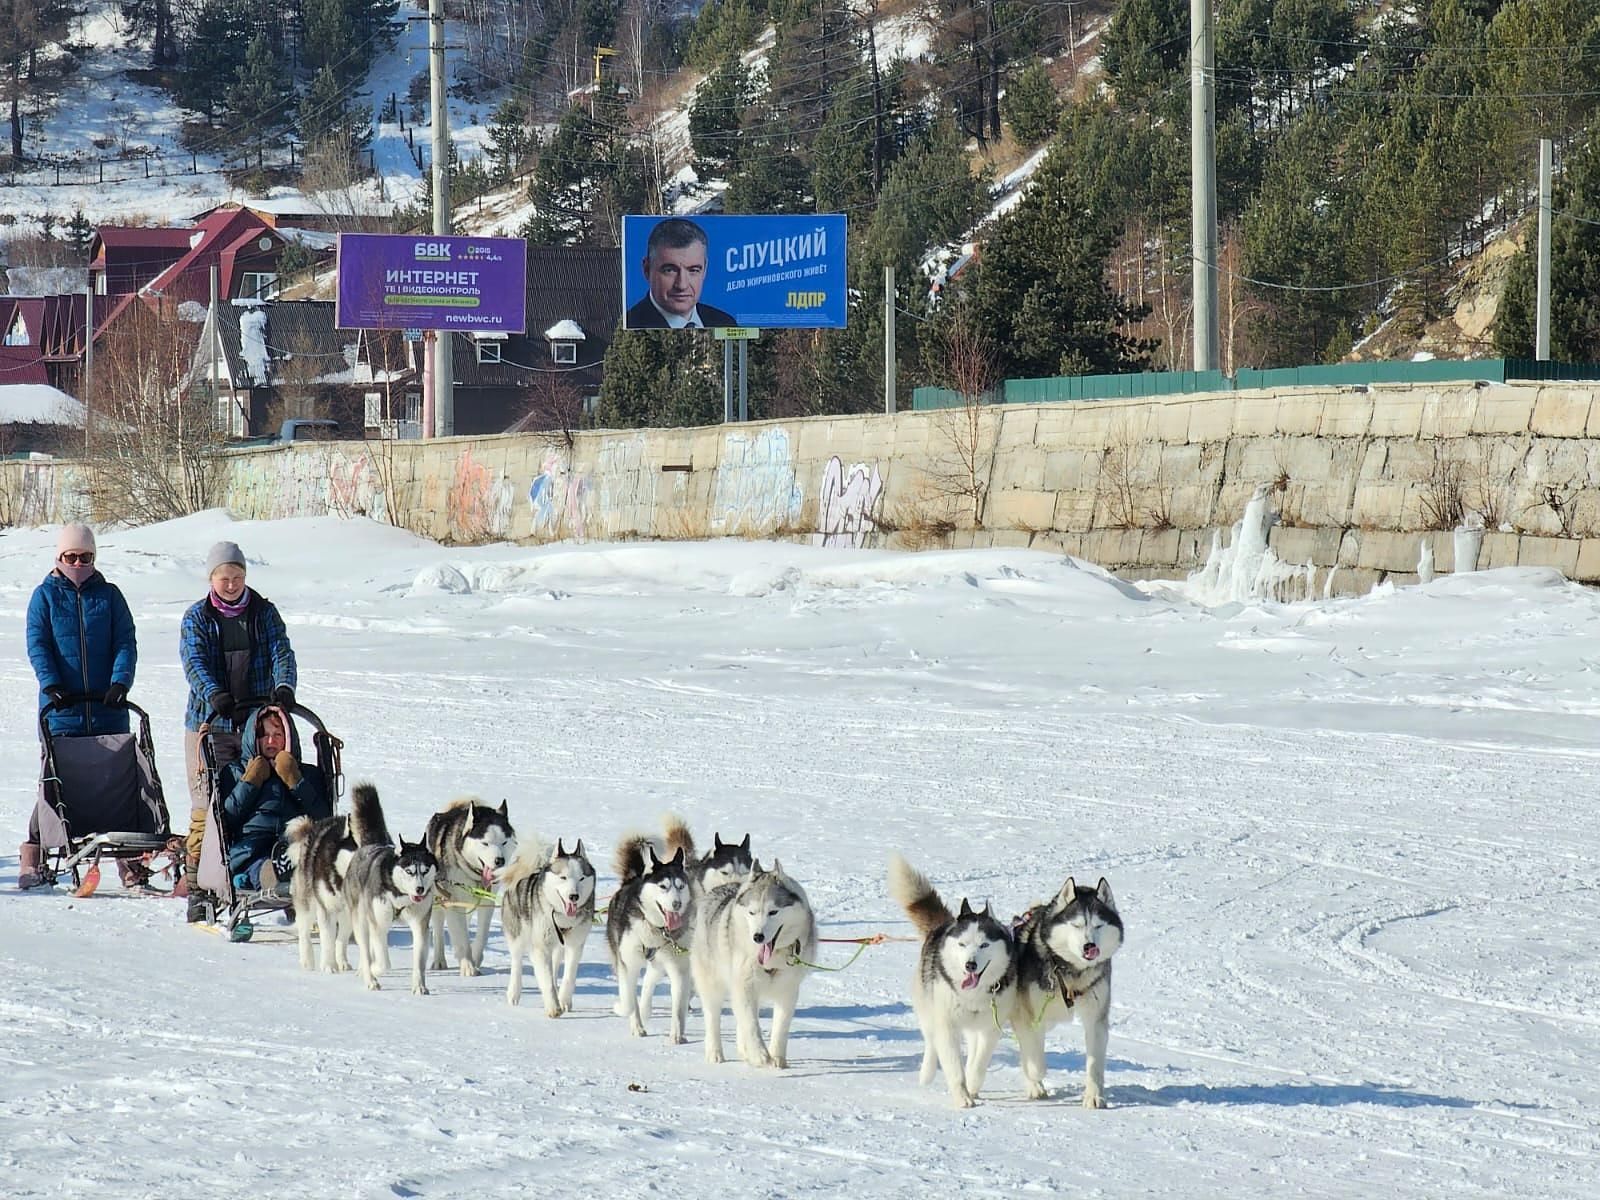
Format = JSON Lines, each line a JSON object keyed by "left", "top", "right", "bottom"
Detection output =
{"left": 910, "top": 359, "right": 1600, "bottom": 411}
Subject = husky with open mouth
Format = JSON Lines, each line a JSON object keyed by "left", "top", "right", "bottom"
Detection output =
{"left": 889, "top": 854, "right": 1018, "bottom": 1108}
{"left": 423, "top": 797, "right": 517, "bottom": 977}
{"left": 606, "top": 831, "right": 695, "bottom": 1042}
{"left": 502, "top": 836, "right": 596, "bottom": 1016}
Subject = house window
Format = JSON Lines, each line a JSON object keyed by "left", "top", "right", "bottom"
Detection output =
{"left": 476, "top": 339, "right": 502, "bottom": 364}
{"left": 239, "top": 272, "right": 279, "bottom": 300}
{"left": 550, "top": 341, "right": 576, "bottom": 364}
{"left": 94, "top": 274, "right": 107, "bottom": 296}
{"left": 4, "top": 315, "right": 27, "bottom": 346}
{"left": 364, "top": 392, "right": 383, "bottom": 428}
{"left": 404, "top": 391, "right": 422, "bottom": 424}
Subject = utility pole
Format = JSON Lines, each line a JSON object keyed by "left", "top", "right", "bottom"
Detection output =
{"left": 82, "top": 285, "right": 93, "bottom": 454}
{"left": 1536, "top": 137, "right": 1552, "bottom": 361}
{"left": 430, "top": 0, "right": 454, "bottom": 436}
{"left": 1191, "top": 0, "right": 1220, "bottom": 373}
{"left": 209, "top": 264, "right": 221, "bottom": 433}
{"left": 884, "top": 265, "right": 896, "bottom": 414}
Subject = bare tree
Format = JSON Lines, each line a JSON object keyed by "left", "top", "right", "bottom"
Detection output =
{"left": 87, "top": 303, "right": 223, "bottom": 522}
{"left": 924, "top": 301, "right": 998, "bottom": 528}
{"left": 513, "top": 370, "right": 587, "bottom": 451}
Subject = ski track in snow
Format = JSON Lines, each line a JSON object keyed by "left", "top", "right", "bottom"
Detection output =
{"left": 1, "top": 514, "right": 1599, "bottom": 1197}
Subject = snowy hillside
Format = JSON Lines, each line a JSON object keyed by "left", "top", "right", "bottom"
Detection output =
{"left": 0, "top": 1, "right": 495, "bottom": 240}
{"left": 2, "top": 513, "right": 1598, "bottom": 1197}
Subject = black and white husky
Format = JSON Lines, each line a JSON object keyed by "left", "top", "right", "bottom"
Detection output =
{"left": 342, "top": 785, "right": 440, "bottom": 995}
{"left": 1008, "top": 876, "right": 1123, "bottom": 1108}
{"left": 501, "top": 837, "right": 595, "bottom": 1016}
{"left": 691, "top": 830, "right": 756, "bottom": 893}
{"left": 423, "top": 797, "right": 517, "bottom": 977}
{"left": 691, "top": 860, "right": 816, "bottom": 1069}
{"left": 888, "top": 854, "right": 1018, "bottom": 1108}
{"left": 606, "top": 833, "right": 694, "bottom": 1042}
{"left": 286, "top": 803, "right": 370, "bottom": 974}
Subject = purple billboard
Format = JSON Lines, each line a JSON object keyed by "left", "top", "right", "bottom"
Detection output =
{"left": 335, "top": 233, "right": 527, "bottom": 333}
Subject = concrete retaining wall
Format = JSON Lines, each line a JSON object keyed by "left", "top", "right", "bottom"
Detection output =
{"left": 7, "top": 381, "right": 1600, "bottom": 595}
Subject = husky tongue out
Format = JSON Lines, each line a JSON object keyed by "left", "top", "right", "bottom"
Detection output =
{"left": 961, "top": 970, "right": 982, "bottom": 990}
{"left": 564, "top": 899, "right": 579, "bottom": 917}
{"left": 661, "top": 907, "right": 683, "bottom": 931}
{"left": 480, "top": 865, "right": 497, "bottom": 887}
{"left": 757, "top": 940, "right": 775, "bottom": 966}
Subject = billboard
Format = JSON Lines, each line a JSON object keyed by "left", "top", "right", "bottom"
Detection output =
{"left": 336, "top": 233, "right": 527, "bottom": 333}
{"left": 621, "top": 214, "right": 847, "bottom": 330}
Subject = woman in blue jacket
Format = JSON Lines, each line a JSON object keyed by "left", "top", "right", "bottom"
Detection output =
{"left": 18, "top": 523, "right": 138, "bottom": 889}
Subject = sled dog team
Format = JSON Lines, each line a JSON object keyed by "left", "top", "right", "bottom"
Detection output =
{"left": 287, "top": 787, "right": 1124, "bottom": 1108}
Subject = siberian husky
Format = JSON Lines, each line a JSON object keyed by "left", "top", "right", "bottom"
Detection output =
{"left": 1008, "top": 876, "right": 1123, "bottom": 1108}
{"left": 423, "top": 797, "right": 517, "bottom": 977}
{"left": 342, "top": 785, "right": 440, "bottom": 994}
{"left": 606, "top": 833, "right": 694, "bottom": 1042}
{"left": 501, "top": 837, "right": 596, "bottom": 1016}
{"left": 691, "top": 860, "right": 816, "bottom": 1069}
{"left": 286, "top": 802, "right": 369, "bottom": 973}
{"left": 888, "top": 854, "right": 1018, "bottom": 1108}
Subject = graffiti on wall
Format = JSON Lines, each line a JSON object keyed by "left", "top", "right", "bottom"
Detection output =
{"left": 814, "top": 456, "right": 883, "bottom": 548}
{"left": 450, "top": 448, "right": 515, "bottom": 541}
{"left": 711, "top": 427, "right": 802, "bottom": 536}
{"left": 528, "top": 447, "right": 590, "bottom": 541}
{"left": 593, "top": 434, "right": 655, "bottom": 537}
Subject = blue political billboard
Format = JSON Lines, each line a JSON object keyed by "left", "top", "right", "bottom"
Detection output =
{"left": 336, "top": 233, "right": 527, "bottom": 333}
{"left": 621, "top": 214, "right": 847, "bottom": 330}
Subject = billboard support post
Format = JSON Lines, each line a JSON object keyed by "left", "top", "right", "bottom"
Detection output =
{"left": 422, "top": 332, "right": 436, "bottom": 439}
{"left": 429, "top": 0, "right": 453, "bottom": 435}
{"left": 723, "top": 339, "right": 733, "bottom": 422}
{"left": 738, "top": 339, "right": 748, "bottom": 422}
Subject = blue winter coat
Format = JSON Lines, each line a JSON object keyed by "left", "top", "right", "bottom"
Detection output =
{"left": 218, "top": 706, "right": 329, "bottom": 872}
{"left": 26, "top": 570, "right": 137, "bottom": 736}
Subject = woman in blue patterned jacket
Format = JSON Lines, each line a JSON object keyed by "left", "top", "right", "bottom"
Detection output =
{"left": 177, "top": 540, "right": 297, "bottom": 919}
{"left": 18, "top": 523, "right": 137, "bottom": 889}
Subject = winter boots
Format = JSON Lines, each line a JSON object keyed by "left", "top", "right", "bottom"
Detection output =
{"left": 16, "top": 842, "right": 44, "bottom": 890}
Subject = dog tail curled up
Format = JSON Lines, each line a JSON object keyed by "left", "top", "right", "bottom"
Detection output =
{"left": 662, "top": 812, "right": 695, "bottom": 864}
{"left": 284, "top": 814, "right": 317, "bottom": 870}
{"left": 498, "top": 831, "right": 551, "bottom": 889}
{"left": 349, "top": 782, "right": 390, "bottom": 848}
{"left": 613, "top": 833, "right": 655, "bottom": 883}
{"left": 888, "top": 853, "right": 954, "bottom": 937}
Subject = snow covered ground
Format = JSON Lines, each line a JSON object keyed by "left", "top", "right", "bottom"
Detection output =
{"left": 2, "top": 512, "right": 1599, "bottom": 1198}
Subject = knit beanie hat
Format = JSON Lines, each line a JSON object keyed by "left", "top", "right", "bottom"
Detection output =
{"left": 57, "top": 523, "right": 96, "bottom": 556}
{"left": 206, "top": 541, "right": 247, "bottom": 576}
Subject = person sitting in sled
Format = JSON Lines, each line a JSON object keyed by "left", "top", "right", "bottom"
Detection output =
{"left": 217, "top": 705, "right": 329, "bottom": 893}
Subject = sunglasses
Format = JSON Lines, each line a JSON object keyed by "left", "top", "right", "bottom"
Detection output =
{"left": 60, "top": 552, "right": 95, "bottom": 565}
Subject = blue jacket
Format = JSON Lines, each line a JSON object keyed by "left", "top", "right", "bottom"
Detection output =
{"left": 179, "top": 591, "right": 297, "bottom": 732}
{"left": 26, "top": 570, "right": 137, "bottom": 737}
{"left": 218, "top": 706, "right": 329, "bottom": 872}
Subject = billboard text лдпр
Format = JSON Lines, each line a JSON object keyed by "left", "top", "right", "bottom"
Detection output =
{"left": 336, "top": 233, "right": 528, "bottom": 333}
{"left": 621, "top": 215, "right": 846, "bottom": 330}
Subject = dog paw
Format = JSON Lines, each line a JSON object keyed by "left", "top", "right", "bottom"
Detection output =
{"left": 951, "top": 1090, "right": 976, "bottom": 1109}
{"left": 413, "top": 983, "right": 430, "bottom": 996}
{"left": 1082, "top": 1089, "right": 1106, "bottom": 1110}
{"left": 365, "top": 979, "right": 381, "bottom": 992}
{"left": 629, "top": 1019, "right": 648, "bottom": 1038}
{"left": 458, "top": 961, "right": 480, "bottom": 978}
{"left": 743, "top": 1051, "right": 773, "bottom": 1069}
{"left": 544, "top": 1005, "right": 563, "bottom": 1019}
{"left": 772, "top": 1055, "right": 789, "bottom": 1070}
{"left": 1024, "top": 1081, "right": 1049, "bottom": 1101}
{"left": 668, "top": 1031, "right": 687, "bottom": 1046}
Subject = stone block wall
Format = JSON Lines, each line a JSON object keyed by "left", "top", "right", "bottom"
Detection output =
{"left": 7, "top": 380, "right": 1600, "bottom": 595}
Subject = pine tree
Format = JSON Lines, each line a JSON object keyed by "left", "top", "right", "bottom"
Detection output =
{"left": 487, "top": 97, "right": 533, "bottom": 184}
{"left": 1002, "top": 59, "right": 1059, "bottom": 148}
{"left": 688, "top": 55, "right": 751, "bottom": 178}
{"left": 227, "top": 32, "right": 288, "bottom": 166}
{"left": 176, "top": 0, "right": 250, "bottom": 124}
{"left": 65, "top": 208, "right": 93, "bottom": 253}
{"left": 597, "top": 328, "right": 720, "bottom": 428}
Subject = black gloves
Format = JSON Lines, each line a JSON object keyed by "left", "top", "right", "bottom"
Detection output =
{"left": 210, "top": 691, "right": 236, "bottom": 718}
{"left": 44, "top": 684, "right": 68, "bottom": 704}
{"left": 273, "top": 684, "right": 296, "bottom": 709}
{"left": 103, "top": 683, "right": 128, "bottom": 706}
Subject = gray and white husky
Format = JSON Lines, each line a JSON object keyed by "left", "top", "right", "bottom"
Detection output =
{"left": 888, "top": 854, "right": 1018, "bottom": 1108}
{"left": 424, "top": 797, "right": 517, "bottom": 977}
{"left": 606, "top": 834, "right": 694, "bottom": 1042}
{"left": 1008, "top": 876, "right": 1123, "bottom": 1108}
{"left": 691, "top": 860, "right": 816, "bottom": 1069}
{"left": 501, "top": 837, "right": 595, "bottom": 1016}
{"left": 286, "top": 801, "right": 370, "bottom": 974}
{"left": 342, "top": 785, "right": 440, "bottom": 995}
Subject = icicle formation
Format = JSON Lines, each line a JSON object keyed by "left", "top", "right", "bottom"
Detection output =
{"left": 1183, "top": 484, "right": 1311, "bottom": 605}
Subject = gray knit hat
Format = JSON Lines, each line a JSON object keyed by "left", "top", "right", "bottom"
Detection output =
{"left": 205, "top": 541, "right": 247, "bottom": 576}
